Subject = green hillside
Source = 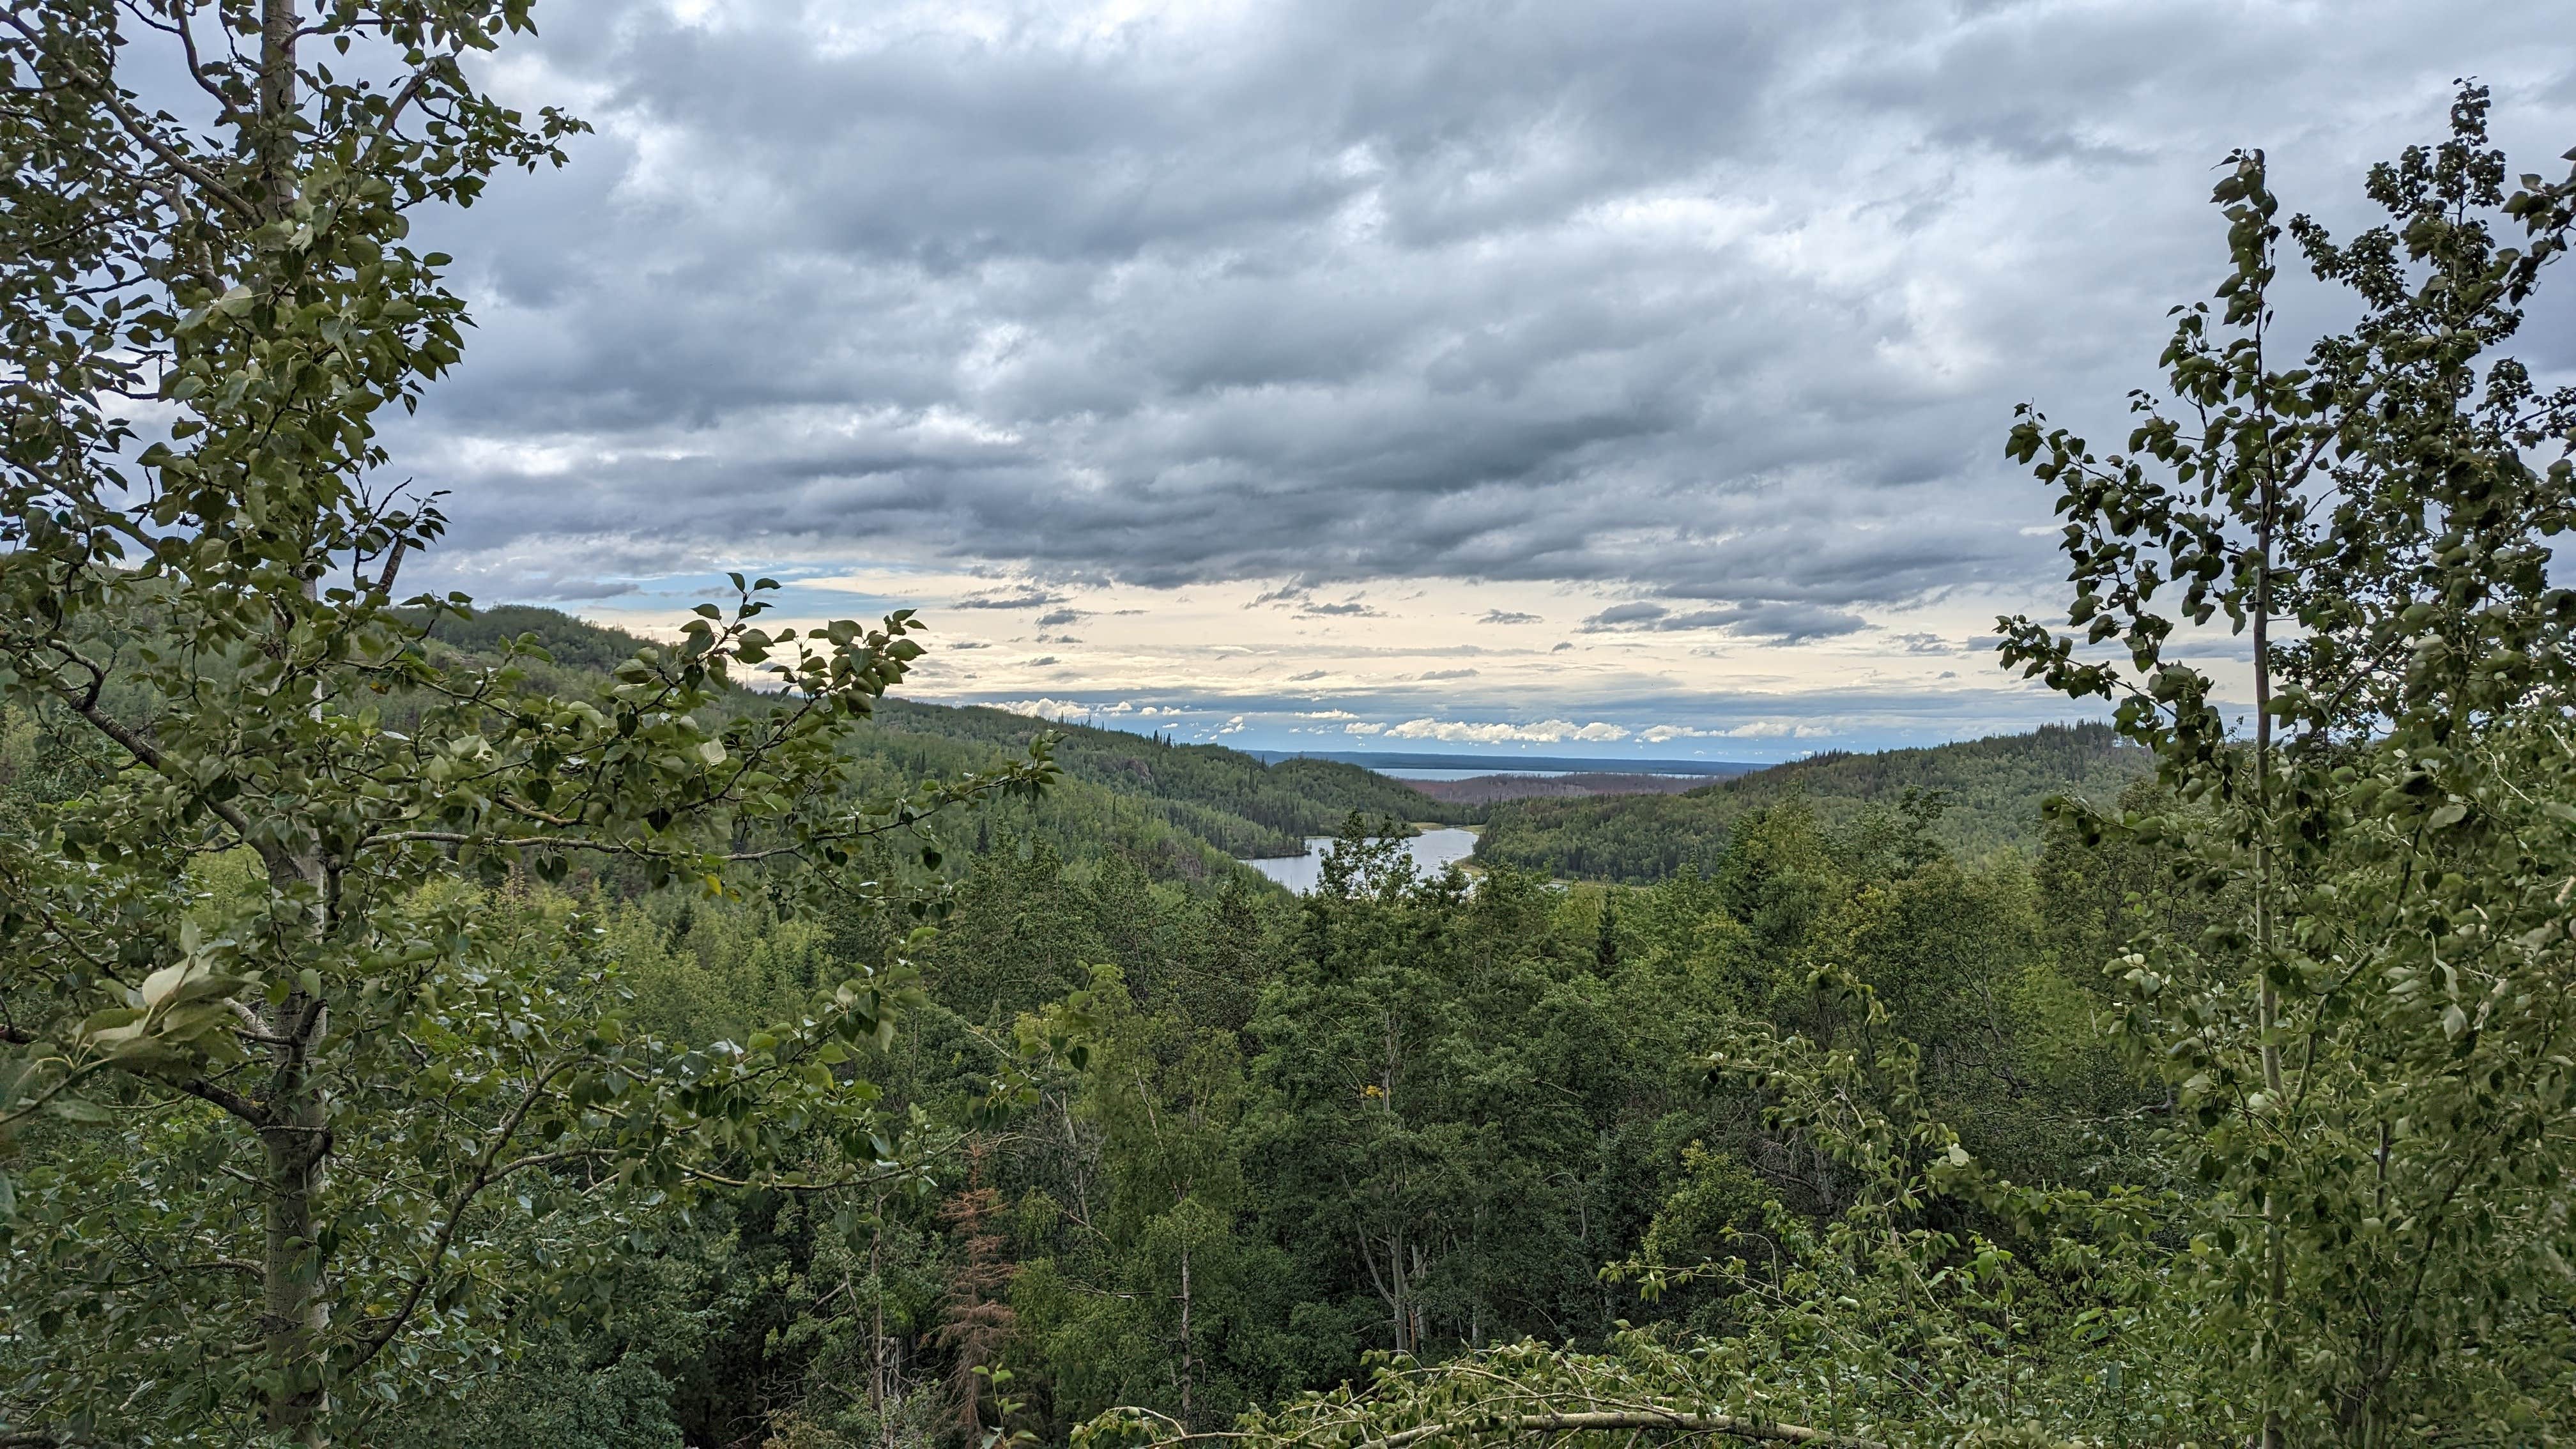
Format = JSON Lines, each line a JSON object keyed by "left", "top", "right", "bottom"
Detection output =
{"left": 1474, "top": 721, "right": 2149, "bottom": 882}
{"left": 424, "top": 606, "right": 1459, "bottom": 872}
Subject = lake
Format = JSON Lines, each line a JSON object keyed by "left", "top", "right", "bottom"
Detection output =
{"left": 1239, "top": 827, "right": 1481, "bottom": 893}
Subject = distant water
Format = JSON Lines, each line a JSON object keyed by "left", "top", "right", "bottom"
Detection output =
{"left": 1241, "top": 828, "right": 1480, "bottom": 893}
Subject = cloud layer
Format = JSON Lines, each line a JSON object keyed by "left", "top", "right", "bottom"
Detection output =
{"left": 389, "top": 0, "right": 2576, "bottom": 752}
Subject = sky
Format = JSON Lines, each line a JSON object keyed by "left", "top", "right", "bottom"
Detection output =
{"left": 389, "top": 0, "right": 2576, "bottom": 762}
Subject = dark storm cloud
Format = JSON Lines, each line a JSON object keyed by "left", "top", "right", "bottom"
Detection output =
{"left": 399, "top": 0, "right": 2576, "bottom": 611}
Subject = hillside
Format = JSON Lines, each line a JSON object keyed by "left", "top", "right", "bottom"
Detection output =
{"left": 420, "top": 606, "right": 1458, "bottom": 872}
{"left": 1473, "top": 721, "right": 2149, "bottom": 882}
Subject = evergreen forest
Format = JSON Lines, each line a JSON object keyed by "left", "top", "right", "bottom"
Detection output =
{"left": 1473, "top": 723, "right": 2154, "bottom": 882}
{"left": 4, "top": 4, "right": 2575, "bottom": 1447}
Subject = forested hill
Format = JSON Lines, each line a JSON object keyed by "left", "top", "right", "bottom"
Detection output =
{"left": 424, "top": 606, "right": 1459, "bottom": 871}
{"left": 1475, "top": 721, "right": 2149, "bottom": 882}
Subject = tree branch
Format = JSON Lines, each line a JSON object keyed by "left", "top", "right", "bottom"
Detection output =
{"left": 1337, "top": 1411, "right": 1883, "bottom": 1449}
{"left": 19, "top": 644, "right": 261, "bottom": 844}
{"left": 0, "top": 9, "right": 260, "bottom": 222}
{"left": 335, "top": 1054, "right": 588, "bottom": 1376}
{"left": 168, "top": 1071, "right": 270, "bottom": 1128}
{"left": 679, "top": 1163, "right": 900, "bottom": 1194}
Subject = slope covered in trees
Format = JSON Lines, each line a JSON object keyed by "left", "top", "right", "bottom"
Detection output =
{"left": 434, "top": 606, "right": 1466, "bottom": 868}
{"left": 1476, "top": 722, "right": 2149, "bottom": 882}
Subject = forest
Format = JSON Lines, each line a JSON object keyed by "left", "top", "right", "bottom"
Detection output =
{"left": 0, "top": 679, "right": 2231, "bottom": 1446}
{"left": 430, "top": 607, "right": 1468, "bottom": 870}
{"left": 1473, "top": 723, "right": 2154, "bottom": 882}
{"left": 6, "top": 2, "right": 2576, "bottom": 1446}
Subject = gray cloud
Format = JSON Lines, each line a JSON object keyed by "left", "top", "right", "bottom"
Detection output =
{"left": 1582, "top": 600, "right": 1869, "bottom": 642}
{"left": 1479, "top": 609, "right": 1542, "bottom": 624}
{"left": 398, "top": 0, "right": 2575, "bottom": 618}
{"left": 950, "top": 588, "right": 1068, "bottom": 610}
{"left": 1586, "top": 602, "right": 1671, "bottom": 629}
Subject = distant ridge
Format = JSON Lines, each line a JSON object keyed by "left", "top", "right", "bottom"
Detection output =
{"left": 412, "top": 606, "right": 1471, "bottom": 871}
{"left": 1248, "top": 749, "right": 1761, "bottom": 776}
{"left": 1473, "top": 722, "right": 2147, "bottom": 881}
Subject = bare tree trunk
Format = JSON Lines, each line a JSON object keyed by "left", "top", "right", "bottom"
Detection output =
{"left": 261, "top": 1071, "right": 326, "bottom": 1441}
{"left": 249, "top": 8, "right": 334, "bottom": 1433}
{"left": 1177, "top": 1235, "right": 1194, "bottom": 1429}
{"left": 1363, "top": 1229, "right": 1416, "bottom": 1354}
{"left": 258, "top": 817, "right": 334, "bottom": 1442}
{"left": 1408, "top": 1243, "right": 1428, "bottom": 1351}
{"left": 2253, "top": 438, "right": 2287, "bottom": 1449}
{"left": 257, "top": 0, "right": 300, "bottom": 221}
{"left": 867, "top": 1197, "right": 893, "bottom": 1449}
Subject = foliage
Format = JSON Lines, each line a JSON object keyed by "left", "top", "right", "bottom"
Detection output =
{"left": 12, "top": 10, "right": 2572, "bottom": 1446}
{"left": 1071, "top": 82, "right": 2576, "bottom": 1449}
{"left": 867, "top": 699, "right": 1472, "bottom": 852}
{"left": 420, "top": 606, "right": 1463, "bottom": 869}
{"left": 1478, "top": 724, "right": 2149, "bottom": 882}
{"left": 1995, "top": 86, "right": 2576, "bottom": 1443}
{"left": 0, "top": 3, "right": 1045, "bottom": 1443}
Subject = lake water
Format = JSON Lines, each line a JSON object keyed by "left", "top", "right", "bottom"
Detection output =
{"left": 1240, "top": 828, "right": 1481, "bottom": 893}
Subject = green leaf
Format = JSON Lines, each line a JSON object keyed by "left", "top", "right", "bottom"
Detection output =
{"left": 49, "top": 1096, "right": 114, "bottom": 1126}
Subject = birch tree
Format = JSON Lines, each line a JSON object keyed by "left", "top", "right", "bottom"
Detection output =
{"left": 0, "top": 3, "right": 1048, "bottom": 1442}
